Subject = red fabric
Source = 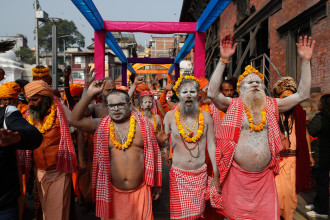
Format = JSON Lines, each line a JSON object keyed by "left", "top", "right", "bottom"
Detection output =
{"left": 169, "top": 164, "right": 207, "bottom": 220}
{"left": 294, "top": 104, "right": 311, "bottom": 192}
{"left": 205, "top": 177, "right": 223, "bottom": 209}
{"left": 92, "top": 111, "right": 162, "bottom": 218}
{"left": 221, "top": 161, "right": 280, "bottom": 219}
{"left": 216, "top": 97, "right": 282, "bottom": 185}
{"left": 18, "top": 96, "right": 77, "bottom": 175}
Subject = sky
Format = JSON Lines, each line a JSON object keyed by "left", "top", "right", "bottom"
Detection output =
{"left": 0, "top": 0, "right": 184, "bottom": 50}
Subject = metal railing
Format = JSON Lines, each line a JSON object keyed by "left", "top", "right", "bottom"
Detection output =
{"left": 250, "top": 53, "right": 283, "bottom": 96}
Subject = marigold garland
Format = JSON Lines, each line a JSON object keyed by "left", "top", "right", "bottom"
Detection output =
{"left": 109, "top": 115, "right": 136, "bottom": 150}
{"left": 173, "top": 75, "right": 200, "bottom": 96}
{"left": 175, "top": 107, "right": 204, "bottom": 143}
{"left": 244, "top": 105, "right": 267, "bottom": 132}
{"left": 237, "top": 65, "right": 264, "bottom": 93}
{"left": 141, "top": 110, "right": 157, "bottom": 132}
{"left": 28, "top": 100, "right": 57, "bottom": 133}
{"left": 32, "top": 66, "right": 50, "bottom": 78}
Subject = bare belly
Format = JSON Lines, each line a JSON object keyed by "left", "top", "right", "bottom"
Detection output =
{"left": 109, "top": 146, "right": 144, "bottom": 190}
{"left": 171, "top": 132, "right": 206, "bottom": 171}
{"left": 234, "top": 127, "right": 271, "bottom": 172}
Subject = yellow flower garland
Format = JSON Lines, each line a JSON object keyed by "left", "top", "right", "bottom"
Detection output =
{"left": 237, "top": 65, "right": 264, "bottom": 93}
{"left": 175, "top": 107, "right": 204, "bottom": 142}
{"left": 109, "top": 115, "right": 136, "bottom": 150}
{"left": 141, "top": 110, "right": 157, "bottom": 132}
{"left": 173, "top": 75, "right": 200, "bottom": 96}
{"left": 32, "top": 66, "right": 50, "bottom": 78}
{"left": 28, "top": 101, "right": 57, "bottom": 134}
{"left": 244, "top": 105, "right": 267, "bottom": 132}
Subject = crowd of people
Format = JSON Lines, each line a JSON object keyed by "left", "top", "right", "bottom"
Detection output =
{"left": 0, "top": 33, "right": 328, "bottom": 220}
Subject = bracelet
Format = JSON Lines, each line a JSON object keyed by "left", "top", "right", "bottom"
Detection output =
{"left": 220, "top": 57, "right": 231, "bottom": 64}
{"left": 84, "top": 84, "right": 90, "bottom": 88}
{"left": 309, "top": 151, "right": 314, "bottom": 154}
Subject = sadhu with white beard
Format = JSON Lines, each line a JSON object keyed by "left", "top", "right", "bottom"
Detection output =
{"left": 207, "top": 34, "right": 315, "bottom": 219}
{"left": 163, "top": 75, "right": 221, "bottom": 220}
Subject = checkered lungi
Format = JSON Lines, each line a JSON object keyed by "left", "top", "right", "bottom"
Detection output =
{"left": 170, "top": 164, "right": 207, "bottom": 220}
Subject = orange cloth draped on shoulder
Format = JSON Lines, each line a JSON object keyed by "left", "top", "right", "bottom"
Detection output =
{"left": 0, "top": 81, "right": 21, "bottom": 99}
{"left": 103, "top": 183, "right": 154, "bottom": 220}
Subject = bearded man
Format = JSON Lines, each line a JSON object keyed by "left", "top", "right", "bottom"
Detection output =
{"left": 163, "top": 76, "right": 220, "bottom": 220}
{"left": 273, "top": 77, "right": 312, "bottom": 219}
{"left": 207, "top": 34, "right": 315, "bottom": 219}
{"left": 22, "top": 80, "right": 77, "bottom": 220}
{"left": 139, "top": 90, "right": 162, "bottom": 130}
{"left": 69, "top": 81, "right": 162, "bottom": 219}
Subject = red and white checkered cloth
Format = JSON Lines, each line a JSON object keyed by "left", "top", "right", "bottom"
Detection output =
{"left": 216, "top": 97, "right": 282, "bottom": 185}
{"left": 209, "top": 103, "right": 222, "bottom": 140}
{"left": 92, "top": 111, "right": 162, "bottom": 218}
{"left": 170, "top": 164, "right": 208, "bottom": 220}
{"left": 18, "top": 96, "right": 77, "bottom": 175}
{"left": 205, "top": 177, "right": 223, "bottom": 209}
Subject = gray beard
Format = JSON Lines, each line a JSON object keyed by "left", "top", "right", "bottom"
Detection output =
{"left": 143, "top": 109, "right": 152, "bottom": 117}
{"left": 29, "top": 97, "right": 52, "bottom": 121}
{"left": 180, "top": 100, "right": 199, "bottom": 116}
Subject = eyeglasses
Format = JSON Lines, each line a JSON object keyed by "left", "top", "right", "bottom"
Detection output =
{"left": 107, "top": 102, "right": 127, "bottom": 110}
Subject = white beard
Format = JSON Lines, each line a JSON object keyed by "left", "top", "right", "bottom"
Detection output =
{"left": 241, "top": 89, "right": 266, "bottom": 121}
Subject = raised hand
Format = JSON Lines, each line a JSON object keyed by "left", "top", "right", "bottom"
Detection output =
{"left": 165, "top": 82, "right": 174, "bottom": 91}
{"left": 84, "top": 66, "right": 96, "bottom": 86}
{"left": 133, "top": 75, "right": 144, "bottom": 86}
{"left": 86, "top": 80, "right": 105, "bottom": 97}
{"left": 296, "top": 35, "right": 315, "bottom": 61}
{"left": 0, "top": 129, "right": 21, "bottom": 147}
{"left": 220, "top": 34, "right": 237, "bottom": 61}
{"left": 63, "top": 66, "right": 71, "bottom": 78}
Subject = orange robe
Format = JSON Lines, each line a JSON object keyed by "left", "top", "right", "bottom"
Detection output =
{"left": 33, "top": 116, "right": 71, "bottom": 220}
{"left": 103, "top": 183, "right": 154, "bottom": 220}
{"left": 275, "top": 121, "right": 297, "bottom": 219}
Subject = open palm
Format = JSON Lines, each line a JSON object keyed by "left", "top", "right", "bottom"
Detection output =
{"left": 220, "top": 34, "right": 237, "bottom": 60}
{"left": 296, "top": 36, "right": 315, "bottom": 61}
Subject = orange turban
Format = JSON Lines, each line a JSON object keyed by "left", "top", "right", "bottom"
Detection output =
{"left": 136, "top": 83, "right": 150, "bottom": 93}
{"left": 0, "top": 81, "right": 21, "bottom": 99}
{"left": 117, "top": 86, "right": 129, "bottom": 92}
{"left": 198, "top": 77, "right": 209, "bottom": 90}
{"left": 70, "top": 83, "right": 83, "bottom": 97}
{"left": 24, "top": 80, "right": 53, "bottom": 99}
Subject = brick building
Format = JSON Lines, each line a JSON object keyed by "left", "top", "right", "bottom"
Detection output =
{"left": 180, "top": 0, "right": 329, "bottom": 116}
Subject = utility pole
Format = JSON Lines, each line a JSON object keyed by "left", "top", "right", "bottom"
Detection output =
{"left": 34, "top": 0, "right": 48, "bottom": 66}
{"left": 34, "top": 0, "right": 39, "bottom": 65}
{"left": 52, "top": 22, "right": 57, "bottom": 90}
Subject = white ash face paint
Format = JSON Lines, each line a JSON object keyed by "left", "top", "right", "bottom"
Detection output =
{"left": 240, "top": 73, "right": 264, "bottom": 94}
{"left": 140, "top": 95, "right": 153, "bottom": 110}
{"left": 178, "top": 82, "right": 199, "bottom": 100}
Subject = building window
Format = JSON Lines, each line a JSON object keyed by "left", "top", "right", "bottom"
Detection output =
{"left": 277, "top": 0, "right": 326, "bottom": 81}
{"left": 72, "top": 71, "right": 84, "bottom": 80}
{"left": 74, "top": 56, "right": 86, "bottom": 68}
